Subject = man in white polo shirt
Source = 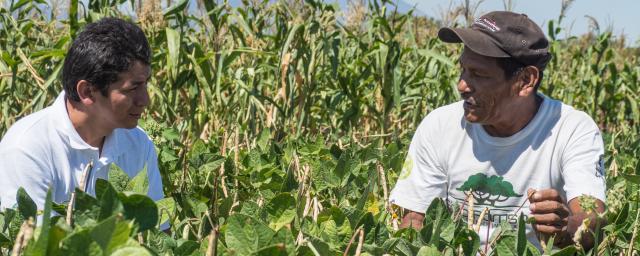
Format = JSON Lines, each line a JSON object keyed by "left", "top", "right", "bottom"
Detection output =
{"left": 0, "top": 18, "right": 164, "bottom": 226}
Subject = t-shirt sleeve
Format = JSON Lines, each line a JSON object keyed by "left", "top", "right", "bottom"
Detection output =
{"left": 0, "top": 147, "right": 53, "bottom": 210}
{"left": 389, "top": 121, "right": 447, "bottom": 214}
{"left": 561, "top": 114, "right": 606, "bottom": 203}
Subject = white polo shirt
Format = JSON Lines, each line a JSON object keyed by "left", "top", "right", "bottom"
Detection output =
{"left": 0, "top": 92, "right": 164, "bottom": 215}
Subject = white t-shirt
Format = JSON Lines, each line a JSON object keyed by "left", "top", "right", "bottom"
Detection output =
{"left": 389, "top": 94, "right": 606, "bottom": 248}
{"left": 0, "top": 92, "right": 165, "bottom": 217}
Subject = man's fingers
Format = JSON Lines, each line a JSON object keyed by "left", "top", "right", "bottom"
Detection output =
{"left": 530, "top": 213, "right": 567, "bottom": 226}
{"left": 530, "top": 201, "right": 570, "bottom": 217}
{"left": 533, "top": 223, "right": 565, "bottom": 235}
{"left": 529, "top": 188, "right": 563, "bottom": 203}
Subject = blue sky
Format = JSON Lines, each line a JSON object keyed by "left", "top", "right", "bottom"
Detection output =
{"left": 399, "top": 0, "right": 640, "bottom": 46}
{"left": 15, "top": 0, "right": 639, "bottom": 46}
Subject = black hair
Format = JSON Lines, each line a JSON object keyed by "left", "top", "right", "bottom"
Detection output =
{"left": 496, "top": 57, "right": 544, "bottom": 91}
{"left": 62, "top": 17, "right": 151, "bottom": 102}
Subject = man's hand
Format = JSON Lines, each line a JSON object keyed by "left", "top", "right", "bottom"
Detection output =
{"left": 528, "top": 188, "right": 570, "bottom": 237}
{"left": 528, "top": 188, "right": 605, "bottom": 249}
{"left": 400, "top": 210, "right": 425, "bottom": 230}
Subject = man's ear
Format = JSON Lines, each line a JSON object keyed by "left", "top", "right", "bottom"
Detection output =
{"left": 518, "top": 66, "right": 539, "bottom": 97}
{"left": 76, "top": 80, "right": 96, "bottom": 105}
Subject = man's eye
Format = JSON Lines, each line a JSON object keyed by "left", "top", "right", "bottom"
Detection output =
{"left": 472, "top": 71, "right": 487, "bottom": 77}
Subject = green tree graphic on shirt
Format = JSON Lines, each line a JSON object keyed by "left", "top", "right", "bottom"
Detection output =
{"left": 456, "top": 173, "right": 522, "bottom": 206}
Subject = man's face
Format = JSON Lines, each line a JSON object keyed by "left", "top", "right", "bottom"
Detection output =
{"left": 93, "top": 61, "right": 151, "bottom": 130}
{"left": 457, "top": 47, "right": 519, "bottom": 125}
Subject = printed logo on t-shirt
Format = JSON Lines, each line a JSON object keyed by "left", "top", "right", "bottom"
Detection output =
{"left": 398, "top": 155, "right": 414, "bottom": 180}
{"left": 451, "top": 173, "right": 525, "bottom": 225}
{"left": 595, "top": 154, "right": 604, "bottom": 177}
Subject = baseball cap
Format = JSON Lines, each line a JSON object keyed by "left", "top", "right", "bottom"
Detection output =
{"left": 438, "top": 11, "right": 551, "bottom": 70}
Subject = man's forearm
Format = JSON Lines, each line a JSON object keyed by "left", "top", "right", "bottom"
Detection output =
{"left": 557, "top": 212, "right": 604, "bottom": 249}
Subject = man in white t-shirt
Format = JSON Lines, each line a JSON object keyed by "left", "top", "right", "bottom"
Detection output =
{"left": 389, "top": 11, "right": 605, "bottom": 249}
{"left": 0, "top": 18, "right": 166, "bottom": 229}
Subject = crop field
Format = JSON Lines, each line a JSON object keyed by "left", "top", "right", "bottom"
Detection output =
{"left": 0, "top": 0, "right": 639, "bottom": 255}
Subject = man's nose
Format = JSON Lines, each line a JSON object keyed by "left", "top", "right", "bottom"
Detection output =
{"left": 136, "top": 87, "right": 150, "bottom": 107}
{"left": 457, "top": 78, "right": 471, "bottom": 94}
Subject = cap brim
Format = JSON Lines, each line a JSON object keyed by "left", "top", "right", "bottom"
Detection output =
{"left": 438, "top": 27, "right": 510, "bottom": 58}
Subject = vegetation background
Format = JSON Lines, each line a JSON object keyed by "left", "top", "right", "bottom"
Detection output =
{"left": 0, "top": 0, "right": 638, "bottom": 255}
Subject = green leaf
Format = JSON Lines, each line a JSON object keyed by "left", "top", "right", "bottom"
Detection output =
{"left": 621, "top": 174, "right": 640, "bottom": 184}
{"left": 90, "top": 215, "right": 133, "bottom": 255}
{"left": 165, "top": 27, "right": 180, "bottom": 78}
{"left": 225, "top": 214, "right": 275, "bottom": 255}
{"left": 45, "top": 220, "right": 70, "bottom": 256}
{"left": 110, "top": 246, "right": 153, "bottom": 256}
{"left": 163, "top": 0, "right": 189, "bottom": 17}
{"left": 25, "top": 187, "right": 53, "bottom": 255}
{"left": 59, "top": 229, "right": 103, "bottom": 255}
{"left": 264, "top": 193, "right": 296, "bottom": 230}
{"left": 109, "top": 164, "right": 131, "bottom": 192}
{"left": 550, "top": 245, "right": 577, "bottom": 256}
{"left": 119, "top": 193, "right": 158, "bottom": 232}
{"left": 268, "top": 227, "right": 296, "bottom": 256}
{"left": 417, "top": 245, "right": 441, "bottom": 256}
{"left": 516, "top": 213, "right": 526, "bottom": 256}
{"left": 156, "top": 197, "right": 176, "bottom": 226}
{"left": 96, "top": 179, "right": 123, "bottom": 220}
{"left": 126, "top": 164, "right": 149, "bottom": 194}
{"left": 174, "top": 240, "right": 199, "bottom": 255}
{"left": 16, "top": 187, "right": 37, "bottom": 219}
{"left": 452, "top": 227, "right": 480, "bottom": 256}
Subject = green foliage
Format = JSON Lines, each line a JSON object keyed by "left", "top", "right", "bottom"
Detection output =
{"left": 0, "top": 0, "right": 639, "bottom": 255}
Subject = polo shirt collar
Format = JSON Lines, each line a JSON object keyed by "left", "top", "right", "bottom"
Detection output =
{"left": 52, "top": 92, "right": 122, "bottom": 161}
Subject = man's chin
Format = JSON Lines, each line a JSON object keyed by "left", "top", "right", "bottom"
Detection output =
{"left": 463, "top": 114, "right": 481, "bottom": 123}
{"left": 122, "top": 122, "right": 139, "bottom": 129}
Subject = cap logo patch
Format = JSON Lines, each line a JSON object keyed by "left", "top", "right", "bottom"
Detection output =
{"left": 474, "top": 18, "right": 500, "bottom": 32}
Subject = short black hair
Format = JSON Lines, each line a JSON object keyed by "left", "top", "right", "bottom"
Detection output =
{"left": 62, "top": 17, "right": 151, "bottom": 101}
{"left": 496, "top": 57, "right": 544, "bottom": 91}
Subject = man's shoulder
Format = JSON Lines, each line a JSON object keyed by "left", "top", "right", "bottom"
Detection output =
{"left": 417, "top": 101, "right": 465, "bottom": 131}
{"left": 0, "top": 107, "right": 54, "bottom": 150}
{"left": 554, "top": 100, "right": 600, "bottom": 131}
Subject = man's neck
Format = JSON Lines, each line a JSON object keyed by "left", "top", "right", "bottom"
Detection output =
{"left": 66, "top": 99, "right": 110, "bottom": 151}
{"left": 483, "top": 94, "right": 543, "bottom": 137}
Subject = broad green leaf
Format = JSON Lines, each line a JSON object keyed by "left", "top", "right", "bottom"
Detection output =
{"left": 417, "top": 245, "right": 441, "bottom": 256}
{"left": 109, "top": 164, "right": 130, "bottom": 192}
{"left": 96, "top": 179, "right": 123, "bottom": 220}
{"left": 16, "top": 187, "right": 36, "bottom": 219}
{"left": 621, "top": 174, "right": 640, "bottom": 184}
{"left": 90, "top": 215, "right": 133, "bottom": 255}
{"left": 119, "top": 193, "right": 158, "bottom": 232}
{"left": 268, "top": 227, "right": 296, "bottom": 256}
{"left": 225, "top": 214, "right": 275, "bottom": 255}
{"left": 550, "top": 246, "right": 577, "bottom": 256}
{"left": 45, "top": 220, "right": 70, "bottom": 256}
{"left": 452, "top": 227, "right": 480, "bottom": 256}
{"left": 255, "top": 244, "right": 289, "bottom": 256}
{"left": 126, "top": 164, "right": 149, "bottom": 194}
{"left": 303, "top": 233, "right": 336, "bottom": 256}
{"left": 156, "top": 197, "right": 176, "bottom": 226}
{"left": 264, "top": 193, "right": 296, "bottom": 230}
{"left": 59, "top": 229, "right": 103, "bottom": 255}
{"left": 110, "top": 246, "right": 153, "bottom": 256}
{"left": 174, "top": 240, "right": 199, "bottom": 255}
{"left": 25, "top": 187, "right": 53, "bottom": 255}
